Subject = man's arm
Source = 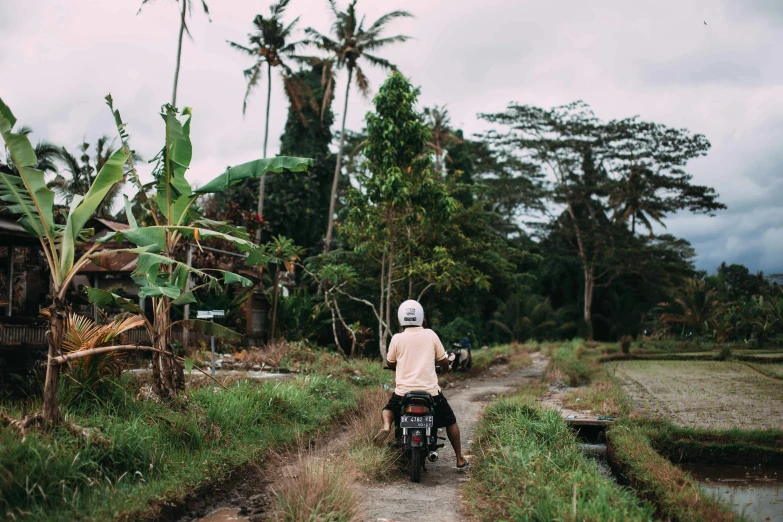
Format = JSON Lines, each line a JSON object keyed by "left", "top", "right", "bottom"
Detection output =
{"left": 437, "top": 357, "right": 450, "bottom": 373}
{"left": 386, "top": 360, "right": 397, "bottom": 371}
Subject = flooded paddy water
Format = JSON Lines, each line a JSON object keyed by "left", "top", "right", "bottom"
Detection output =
{"left": 682, "top": 463, "right": 783, "bottom": 522}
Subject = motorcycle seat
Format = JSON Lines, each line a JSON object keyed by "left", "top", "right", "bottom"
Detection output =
{"left": 403, "top": 391, "right": 435, "bottom": 407}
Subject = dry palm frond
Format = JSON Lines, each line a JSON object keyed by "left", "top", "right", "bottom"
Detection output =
{"left": 62, "top": 312, "right": 145, "bottom": 385}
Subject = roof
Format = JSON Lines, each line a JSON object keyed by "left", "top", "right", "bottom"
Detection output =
{"left": 94, "top": 218, "right": 130, "bottom": 232}
{"left": 0, "top": 218, "right": 28, "bottom": 235}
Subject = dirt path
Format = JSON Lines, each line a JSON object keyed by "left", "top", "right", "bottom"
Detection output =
{"left": 355, "top": 352, "right": 548, "bottom": 522}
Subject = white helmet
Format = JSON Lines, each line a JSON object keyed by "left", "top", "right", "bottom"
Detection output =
{"left": 397, "top": 299, "right": 424, "bottom": 327}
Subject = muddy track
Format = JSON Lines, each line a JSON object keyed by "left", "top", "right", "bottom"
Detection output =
{"left": 356, "top": 352, "right": 548, "bottom": 522}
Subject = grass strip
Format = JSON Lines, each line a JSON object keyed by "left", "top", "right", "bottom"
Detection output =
{"left": 0, "top": 343, "right": 392, "bottom": 522}
{"left": 606, "top": 421, "right": 737, "bottom": 522}
{"left": 464, "top": 392, "right": 655, "bottom": 522}
{"left": 633, "top": 419, "right": 783, "bottom": 467}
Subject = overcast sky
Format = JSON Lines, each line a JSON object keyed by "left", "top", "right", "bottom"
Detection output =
{"left": 1, "top": 0, "right": 782, "bottom": 273}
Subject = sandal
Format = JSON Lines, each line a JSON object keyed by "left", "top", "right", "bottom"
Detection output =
{"left": 373, "top": 428, "right": 390, "bottom": 445}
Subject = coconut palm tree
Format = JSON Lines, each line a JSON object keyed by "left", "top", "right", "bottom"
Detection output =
{"left": 609, "top": 166, "right": 667, "bottom": 236}
{"left": 305, "top": 0, "right": 412, "bottom": 252}
{"left": 228, "top": 0, "right": 310, "bottom": 238}
{"left": 49, "top": 137, "right": 124, "bottom": 217}
{"left": 138, "top": 0, "right": 211, "bottom": 107}
{"left": 659, "top": 278, "right": 722, "bottom": 335}
{"left": 423, "top": 105, "right": 463, "bottom": 174}
{"left": 0, "top": 126, "right": 59, "bottom": 176}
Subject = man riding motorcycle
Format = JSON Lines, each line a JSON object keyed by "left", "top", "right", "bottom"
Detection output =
{"left": 373, "top": 300, "right": 469, "bottom": 469}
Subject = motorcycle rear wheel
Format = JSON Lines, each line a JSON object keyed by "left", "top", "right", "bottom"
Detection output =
{"left": 410, "top": 448, "right": 422, "bottom": 483}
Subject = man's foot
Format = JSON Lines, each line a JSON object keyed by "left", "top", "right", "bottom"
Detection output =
{"left": 373, "top": 427, "right": 390, "bottom": 446}
{"left": 456, "top": 456, "right": 469, "bottom": 469}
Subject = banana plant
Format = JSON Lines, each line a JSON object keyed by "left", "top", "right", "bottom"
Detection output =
{"left": 91, "top": 98, "right": 312, "bottom": 398}
{"left": 0, "top": 97, "right": 129, "bottom": 424}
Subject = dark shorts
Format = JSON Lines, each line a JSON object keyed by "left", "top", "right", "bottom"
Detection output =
{"left": 383, "top": 391, "right": 457, "bottom": 429}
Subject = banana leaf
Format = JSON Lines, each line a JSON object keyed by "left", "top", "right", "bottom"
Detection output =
{"left": 86, "top": 288, "right": 143, "bottom": 314}
{"left": 155, "top": 107, "right": 193, "bottom": 226}
{"left": 193, "top": 157, "right": 314, "bottom": 194}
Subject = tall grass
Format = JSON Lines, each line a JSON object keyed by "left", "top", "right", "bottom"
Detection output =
{"left": 546, "top": 340, "right": 601, "bottom": 386}
{"left": 0, "top": 345, "right": 393, "bottom": 521}
{"left": 464, "top": 394, "right": 655, "bottom": 521}
{"left": 271, "top": 460, "right": 359, "bottom": 522}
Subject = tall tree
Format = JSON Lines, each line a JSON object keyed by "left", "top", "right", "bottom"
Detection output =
{"left": 327, "top": 72, "right": 487, "bottom": 360}
{"left": 228, "top": 0, "right": 309, "bottom": 238}
{"left": 305, "top": 0, "right": 412, "bottom": 252}
{"left": 138, "top": 0, "right": 211, "bottom": 107}
{"left": 480, "top": 101, "right": 725, "bottom": 338}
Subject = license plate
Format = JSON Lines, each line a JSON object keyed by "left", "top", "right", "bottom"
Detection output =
{"left": 401, "top": 415, "right": 433, "bottom": 428}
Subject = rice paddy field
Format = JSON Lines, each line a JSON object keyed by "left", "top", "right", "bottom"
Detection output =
{"left": 613, "top": 360, "right": 783, "bottom": 430}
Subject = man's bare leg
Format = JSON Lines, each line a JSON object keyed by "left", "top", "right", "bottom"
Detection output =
{"left": 446, "top": 423, "right": 468, "bottom": 467}
{"left": 373, "top": 409, "right": 395, "bottom": 445}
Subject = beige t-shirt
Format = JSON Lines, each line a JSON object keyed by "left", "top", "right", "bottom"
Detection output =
{"left": 386, "top": 327, "right": 447, "bottom": 396}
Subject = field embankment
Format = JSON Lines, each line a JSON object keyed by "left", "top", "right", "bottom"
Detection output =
{"left": 464, "top": 390, "right": 654, "bottom": 521}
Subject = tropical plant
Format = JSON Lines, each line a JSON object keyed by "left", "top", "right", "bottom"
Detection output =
{"left": 305, "top": 0, "right": 412, "bottom": 252}
{"left": 138, "top": 0, "right": 211, "bottom": 107}
{"left": 659, "top": 278, "right": 722, "bottom": 335}
{"left": 0, "top": 126, "right": 59, "bottom": 177}
{"left": 61, "top": 312, "right": 146, "bottom": 389}
{"left": 48, "top": 137, "right": 125, "bottom": 217}
{"left": 88, "top": 96, "right": 312, "bottom": 398}
{"left": 228, "top": 0, "right": 310, "bottom": 235}
{"left": 266, "top": 236, "right": 305, "bottom": 340}
{"left": 0, "top": 97, "right": 129, "bottom": 424}
{"left": 423, "top": 105, "right": 462, "bottom": 174}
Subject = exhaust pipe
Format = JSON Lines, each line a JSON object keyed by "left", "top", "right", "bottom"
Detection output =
{"left": 428, "top": 451, "right": 439, "bottom": 462}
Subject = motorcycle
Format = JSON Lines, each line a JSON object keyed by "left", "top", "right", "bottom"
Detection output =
{"left": 449, "top": 343, "right": 471, "bottom": 372}
{"left": 391, "top": 359, "right": 455, "bottom": 482}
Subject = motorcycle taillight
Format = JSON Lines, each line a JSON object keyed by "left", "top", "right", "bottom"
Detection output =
{"left": 404, "top": 405, "right": 430, "bottom": 414}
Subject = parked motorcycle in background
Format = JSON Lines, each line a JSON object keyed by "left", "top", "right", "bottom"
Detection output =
{"left": 449, "top": 343, "right": 471, "bottom": 372}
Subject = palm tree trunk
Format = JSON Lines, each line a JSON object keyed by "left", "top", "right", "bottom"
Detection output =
{"left": 583, "top": 266, "right": 595, "bottom": 340}
{"left": 42, "top": 300, "right": 66, "bottom": 424}
{"left": 631, "top": 214, "right": 636, "bottom": 235}
{"left": 171, "top": 0, "right": 187, "bottom": 107}
{"left": 323, "top": 67, "right": 353, "bottom": 253}
{"left": 255, "top": 62, "right": 273, "bottom": 243}
{"left": 151, "top": 297, "right": 184, "bottom": 399}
